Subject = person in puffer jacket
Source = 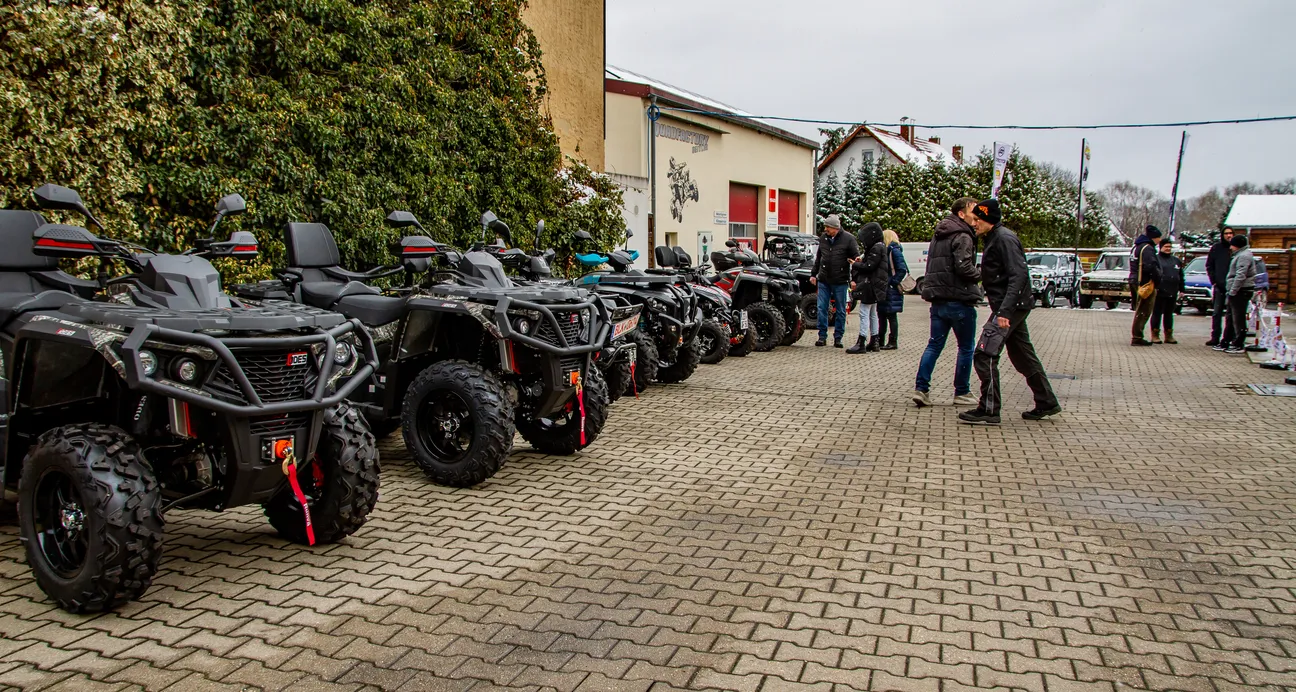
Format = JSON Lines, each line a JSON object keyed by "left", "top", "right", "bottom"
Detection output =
{"left": 1221, "top": 234, "right": 1258, "bottom": 354}
{"left": 877, "top": 229, "right": 909, "bottom": 350}
{"left": 847, "top": 222, "right": 889, "bottom": 353}
{"left": 912, "top": 197, "right": 982, "bottom": 408}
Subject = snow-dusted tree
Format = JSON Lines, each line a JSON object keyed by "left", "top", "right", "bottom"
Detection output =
{"left": 815, "top": 169, "right": 847, "bottom": 230}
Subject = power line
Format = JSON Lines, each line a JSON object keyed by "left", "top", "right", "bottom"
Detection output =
{"left": 655, "top": 107, "right": 1296, "bottom": 131}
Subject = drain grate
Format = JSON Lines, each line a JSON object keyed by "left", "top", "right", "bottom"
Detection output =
{"left": 1047, "top": 373, "right": 1077, "bottom": 380}
{"left": 1248, "top": 384, "right": 1296, "bottom": 397}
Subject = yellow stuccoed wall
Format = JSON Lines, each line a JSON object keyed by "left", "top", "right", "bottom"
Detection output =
{"left": 522, "top": 0, "right": 605, "bottom": 171}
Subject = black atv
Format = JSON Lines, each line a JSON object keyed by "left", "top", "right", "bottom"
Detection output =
{"left": 493, "top": 221, "right": 643, "bottom": 403}
{"left": 763, "top": 229, "right": 836, "bottom": 329}
{"left": 235, "top": 211, "right": 611, "bottom": 488}
{"left": 709, "top": 240, "right": 805, "bottom": 350}
{"left": 572, "top": 231, "right": 702, "bottom": 394}
{"left": 1, "top": 186, "right": 379, "bottom": 613}
{"left": 652, "top": 245, "right": 751, "bottom": 363}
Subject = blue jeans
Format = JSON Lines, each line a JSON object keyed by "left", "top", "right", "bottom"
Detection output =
{"left": 914, "top": 301, "right": 978, "bottom": 395}
{"left": 817, "top": 282, "right": 849, "bottom": 341}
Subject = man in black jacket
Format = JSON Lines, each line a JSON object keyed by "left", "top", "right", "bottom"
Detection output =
{"left": 960, "top": 199, "right": 1060, "bottom": 425}
{"left": 1129, "top": 225, "right": 1162, "bottom": 346}
{"left": 810, "top": 214, "right": 859, "bottom": 347}
{"left": 1205, "top": 227, "right": 1235, "bottom": 346}
{"left": 912, "top": 197, "right": 982, "bottom": 407}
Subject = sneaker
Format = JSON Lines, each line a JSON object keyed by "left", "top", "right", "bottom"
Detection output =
{"left": 1205, "top": 339, "right": 1218, "bottom": 347}
{"left": 1022, "top": 405, "right": 1062, "bottom": 420}
{"left": 952, "top": 393, "right": 977, "bottom": 407}
{"left": 815, "top": 339, "right": 826, "bottom": 347}
{"left": 958, "top": 409, "right": 1001, "bottom": 425}
{"left": 1225, "top": 346, "right": 1245, "bottom": 354}
{"left": 1212, "top": 344, "right": 1227, "bottom": 352}
{"left": 912, "top": 390, "right": 930, "bottom": 407}
{"left": 834, "top": 340, "right": 844, "bottom": 349}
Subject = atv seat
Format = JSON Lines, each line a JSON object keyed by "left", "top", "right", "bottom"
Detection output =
{"left": 0, "top": 291, "right": 80, "bottom": 328}
{"left": 299, "top": 280, "right": 380, "bottom": 310}
{"left": 0, "top": 210, "right": 99, "bottom": 298}
{"left": 334, "top": 293, "right": 406, "bottom": 326}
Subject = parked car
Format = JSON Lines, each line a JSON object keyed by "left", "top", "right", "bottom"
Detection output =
{"left": 1025, "top": 251, "right": 1082, "bottom": 308}
{"left": 1078, "top": 251, "right": 1131, "bottom": 309}
{"left": 1179, "top": 255, "right": 1271, "bottom": 314}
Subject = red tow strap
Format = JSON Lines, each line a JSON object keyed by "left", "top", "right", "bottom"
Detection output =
{"left": 630, "top": 361, "right": 639, "bottom": 399}
{"left": 576, "top": 374, "right": 587, "bottom": 446}
{"left": 280, "top": 448, "right": 316, "bottom": 546}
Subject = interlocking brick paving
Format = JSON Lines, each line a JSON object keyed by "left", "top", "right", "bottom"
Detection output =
{"left": 2, "top": 302, "right": 1295, "bottom": 691}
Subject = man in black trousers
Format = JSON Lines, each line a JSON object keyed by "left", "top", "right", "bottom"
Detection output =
{"left": 1205, "top": 227, "right": 1235, "bottom": 347}
{"left": 959, "top": 199, "right": 1061, "bottom": 425}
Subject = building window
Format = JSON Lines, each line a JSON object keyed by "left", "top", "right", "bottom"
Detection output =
{"left": 863, "top": 150, "right": 874, "bottom": 163}
{"left": 777, "top": 225, "right": 799, "bottom": 234}
{"left": 665, "top": 232, "right": 678, "bottom": 247}
{"left": 729, "top": 223, "right": 757, "bottom": 238}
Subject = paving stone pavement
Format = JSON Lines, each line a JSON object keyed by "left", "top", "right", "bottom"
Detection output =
{"left": 2, "top": 302, "right": 1295, "bottom": 692}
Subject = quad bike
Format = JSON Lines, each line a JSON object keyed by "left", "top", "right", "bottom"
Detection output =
{"left": 491, "top": 221, "right": 642, "bottom": 403}
{"left": 572, "top": 230, "right": 702, "bottom": 394}
{"left": 235, "top": 211, "right": 611, "bottom": 487}
{"left": 653, "top": 245, "right": 751, "bottom": 363}
{"left": 0, "top": 186, "right": 379, "bottom": 613}
{"left": 763, "top": 230, "right": 836, "bottom": 329}
{"left": 709, "top": 240, "right": 805, "bottom": 350}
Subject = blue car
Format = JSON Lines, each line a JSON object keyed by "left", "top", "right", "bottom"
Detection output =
{"left": 1179, "top": 255, "right": 1270, "bottom": 314}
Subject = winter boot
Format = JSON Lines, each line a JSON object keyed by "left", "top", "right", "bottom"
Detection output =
{"left": 865, "top": 336, "right": 881, "bottom": 353}
{"left": 845, "top": 336, "right": 867, "bottom": 354}
{"left": 1151, "top": 329, "right": 1162, "bottom": 344}
{"left": 881, "top": 334, "right": 898, "bottom": 350}
{"left": 1164, "top": 330, "right": 1177, "bottom": 344}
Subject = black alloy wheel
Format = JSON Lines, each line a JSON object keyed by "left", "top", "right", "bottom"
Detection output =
{"left": 31, "top": 469, "right": 87, "bottom": 578}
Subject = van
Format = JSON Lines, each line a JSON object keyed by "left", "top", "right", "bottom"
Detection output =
{"left": 900, "top": 242, "right": 929, "bottom": 293}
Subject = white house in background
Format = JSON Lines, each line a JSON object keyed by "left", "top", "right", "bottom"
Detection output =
{"left": 817, "top": 121, "right": 960, "bottom": 181}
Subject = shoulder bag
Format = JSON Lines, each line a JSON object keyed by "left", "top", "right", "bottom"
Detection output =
{"left": 1136, "top": 246, "right": 1155, "bottom": 300}
{"left": 891, "top": 248, "right": 917, "bottom": 293}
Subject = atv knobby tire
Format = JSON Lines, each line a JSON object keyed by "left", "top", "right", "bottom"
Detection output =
{"left": 780, "top": 308, "right": 805, "bottom": 346}
{"left": 402, "top": 360, "right": 514, "bottom": 487}
{"left": 516, "top": 366, "right": 610, "bottom": 455}
{"left": 747, "top": 302, "right": 785, "bottom": 352}
{"left": 696, "top": 319, "right": 730, "bottom": 365}
{"left": 18, "top": 424, "right": 163, "bottom": 613}
{"left": 264, "top": 404, "right": 379, "bottom": 545}
{"left": 604, "top": 353, "right": 633, "bottom": 403}
{"left": 728, "top": 324, "right": 755, "bottom": 358}
{"left": 657, "top": 333, "right": 702, "bottom": 383}
{"left": 626, "top": 330, "right": 659, "bottom": 396}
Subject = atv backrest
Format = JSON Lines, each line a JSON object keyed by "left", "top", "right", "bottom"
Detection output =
{"left": 284, "top": 222, "right": 342, "bottom": 269}
{"left": 0, "top": 210, "right": 58, "bottom": 272}
{"left": 654, "top": 246, "right": 677, "bottom": 268}
{"left": 673, "top": 246, "right": 692, "bottom": 268}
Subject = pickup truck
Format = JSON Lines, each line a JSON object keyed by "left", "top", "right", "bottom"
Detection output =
{"left": 1078, "top": 251, "right": 1131, "bottom": 309}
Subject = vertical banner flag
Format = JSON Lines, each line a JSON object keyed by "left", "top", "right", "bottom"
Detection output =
{"left": 990, "top": 142, "right": 1011, "bottom": 198}
{"left": 1167, "top": 131, "right": 1189, "bottom": 241}
{"left": 1077, "top": 139, "right": 1091, "bottom": 226}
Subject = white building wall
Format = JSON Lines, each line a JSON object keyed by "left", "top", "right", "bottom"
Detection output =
{"left": 818, "top": 137, "right": 900, "bottom": 183}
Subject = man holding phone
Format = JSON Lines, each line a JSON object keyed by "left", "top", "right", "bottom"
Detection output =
{"left": 959, "top": 199, "right": 1061, "bottom": 425}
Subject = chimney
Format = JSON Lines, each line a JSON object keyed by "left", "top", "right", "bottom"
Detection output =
{"left": 952, "top": 145, "right": 964, "bottom": 163}
{"left": 928, "top": 136, "right": 940, "bottom": 144}
{"left": 899, "top": 116, "right": 912, "bottom": 145}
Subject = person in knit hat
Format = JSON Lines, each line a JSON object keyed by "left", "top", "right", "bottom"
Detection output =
{"left": 1129, "top": 225, "right": 1163, "bottom": 346}
{"left": 959, "top": 199, "right": 1061, "bottom": 425}
{"left": 810, "top": 213, "right": 859, "bottom": 347}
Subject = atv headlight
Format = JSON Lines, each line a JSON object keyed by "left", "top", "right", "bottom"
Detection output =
{"left": 333, "top": 342, "right": 355, "bottom": 365}
{"left": 138, "top": 350, "right": 158, "bottom": 376}
{"left": 512, "top": 316, "right": 533, "bottom": 335}
{"left": 175, "top": 358, "right": 199, "bottom": 383}
{"left": 646, "top": 298, "right": 667, "bottom": 313}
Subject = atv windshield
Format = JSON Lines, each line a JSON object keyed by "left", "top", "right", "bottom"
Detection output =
{"left": 1094, "top": 255, "right": 1129, "bottom": 272}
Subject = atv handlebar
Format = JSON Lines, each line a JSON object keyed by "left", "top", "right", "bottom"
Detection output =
{"left": 117, "top": 318, "right": 378, "bottom": 416}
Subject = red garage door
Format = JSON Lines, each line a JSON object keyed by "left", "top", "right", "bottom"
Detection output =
{"left": 777, "top": 190, "right": 800, "bottom": 231}
{"left": 729, "top": 183, "right": 759, "bottom": 250}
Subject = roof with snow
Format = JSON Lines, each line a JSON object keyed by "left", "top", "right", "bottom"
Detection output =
{"left": 604, "top": 65, "right": 817, "bottom": 150}
{"left": 817, "top": 124, "right": 955, "bottom": 172}
{"left": 1224, "top": 195, "right": 1296, "bottom": 229}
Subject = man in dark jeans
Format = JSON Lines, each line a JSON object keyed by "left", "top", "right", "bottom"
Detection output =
{"left": 1223, "top": 234, "right": 1258, "bottom": 355}
{"left": 1205, "top": 227, "right": 1235, "bottom": 347}
{"left": 1129, "top": 225, "right": 1162, "bottom": 346}
{"left": 913, "top": 197, "right": 982, "bottom": 407}
{"left": 959, "top": 199, "right": 1060, "bottom": 425}
{"left": 810, "top": 214, "right": 859, "bottom": 348}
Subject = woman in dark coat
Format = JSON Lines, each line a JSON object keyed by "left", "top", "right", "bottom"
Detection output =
{"left": 878, "top": 229, "right": 909, "bottom": 350}
{"left": 847, "top": 222, "right": 890, "bottom": 353}
{"left": 1152, "top": 238, "right": 1183, "bottom": 344}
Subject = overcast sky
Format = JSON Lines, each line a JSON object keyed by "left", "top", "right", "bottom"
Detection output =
{"left": 606, "top": 0, "right": 1296, "bottom": 198}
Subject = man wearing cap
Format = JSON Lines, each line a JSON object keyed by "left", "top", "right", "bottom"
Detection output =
{"left": 810, "top": 214, "right": 859, "bottom": 347}
{"left": 1129, "top": 225, "right": 1163, "bottom": 346}
{"left": 960, "top": 199, "right": 1061, "bottom": 425}
{"left": 1205, "top": 227, "right": 1235, "bottom": 347}
{"left": 1222, "top": 234, "right": 1258, "bottom": 355}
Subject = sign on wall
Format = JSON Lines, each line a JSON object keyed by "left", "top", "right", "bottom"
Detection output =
{"left": 713, "top": 211, "right": 728, "bottom": 225}
{"left": 698, "top": 231, "right": 713, "bottom": 262}
{"left": 656, "top": 122, "right": 710, "bottom": 153}
{"left": 766, "top": 189, "right": 778, "bottom": 230}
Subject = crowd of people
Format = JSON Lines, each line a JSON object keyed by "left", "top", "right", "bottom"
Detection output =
{"left": 810, "top": 197, "right": 1061, "bottom": 426}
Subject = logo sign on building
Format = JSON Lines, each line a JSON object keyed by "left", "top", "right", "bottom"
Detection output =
{"left": 656, "top": 123, "right": 710, "bottom": 153}
{"left": 713, "top": 210, "right": 728, "bottom": 225}
{"left": 766, "top": 189, "right": 778, "bottom": 230}
{"left": 698, "top": 231, "right": 713, "bottom": 261}
{"left": 990, "top": 142, "right": 1011, "bottom": 198}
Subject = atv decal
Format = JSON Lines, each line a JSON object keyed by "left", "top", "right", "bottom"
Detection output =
{"left": 287, "top": 352, "right": 310, "bottom": 367}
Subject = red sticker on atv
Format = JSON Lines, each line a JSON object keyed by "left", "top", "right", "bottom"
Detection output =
{"left": 286, "top": 352, "right": 309, "bottom": 367}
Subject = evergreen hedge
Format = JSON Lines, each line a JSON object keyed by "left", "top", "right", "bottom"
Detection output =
{"left": 1, "top": 0, "right": 625, "bottom": 279}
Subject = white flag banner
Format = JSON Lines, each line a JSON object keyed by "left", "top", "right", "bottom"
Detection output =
{"left": 990, "top": 142, "right": 1011, "bottom": 198}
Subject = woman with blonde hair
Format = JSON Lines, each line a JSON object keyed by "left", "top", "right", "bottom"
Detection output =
{"left": 878, "top": 229, "right": 910, "bottom": 350}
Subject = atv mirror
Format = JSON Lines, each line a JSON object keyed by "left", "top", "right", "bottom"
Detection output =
{"left": 480, "top": 211, "right": 498, "bottom": 228}
{"left": 488, "top": 218, "right": 511, "bottom": 245}
{"left": 385, "top": 210, "right": 424, "bottom": 231}
{"left": 624, "top": 228, "right": 634, "bottom": 239}
{"left": 542, "top": 248, "right": 556, "bottom": 261}
{"left": 33, "top": 184, "right": 104, "bottom": 230}
{"left": 393, "top": 235, "right": 442, "bottom": 259}
{"left": 206, "top": 230, "right": 259, "bottom": 259}
{"left": 535, "top": 219, "right": 545, "bottom": 251}
{"left": 215, "top": 193, "right": 246, "bottom": 216}
{"left": 574, "top": 230, "right": 593, "bottom": 242}
{"left": 725, "top": 239, "right": 739, "bottom": 248}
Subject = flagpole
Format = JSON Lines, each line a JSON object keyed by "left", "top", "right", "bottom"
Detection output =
{"left": 1074, "top": 137, "right": 1086, "bottom": 256}
{"left": 1167, "top": 130, "right": 1189, "bottom": 241}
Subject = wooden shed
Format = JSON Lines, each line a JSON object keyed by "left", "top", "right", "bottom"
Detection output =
{"left": 1224, "top": 195, "right": 1296, "bottom": 304}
